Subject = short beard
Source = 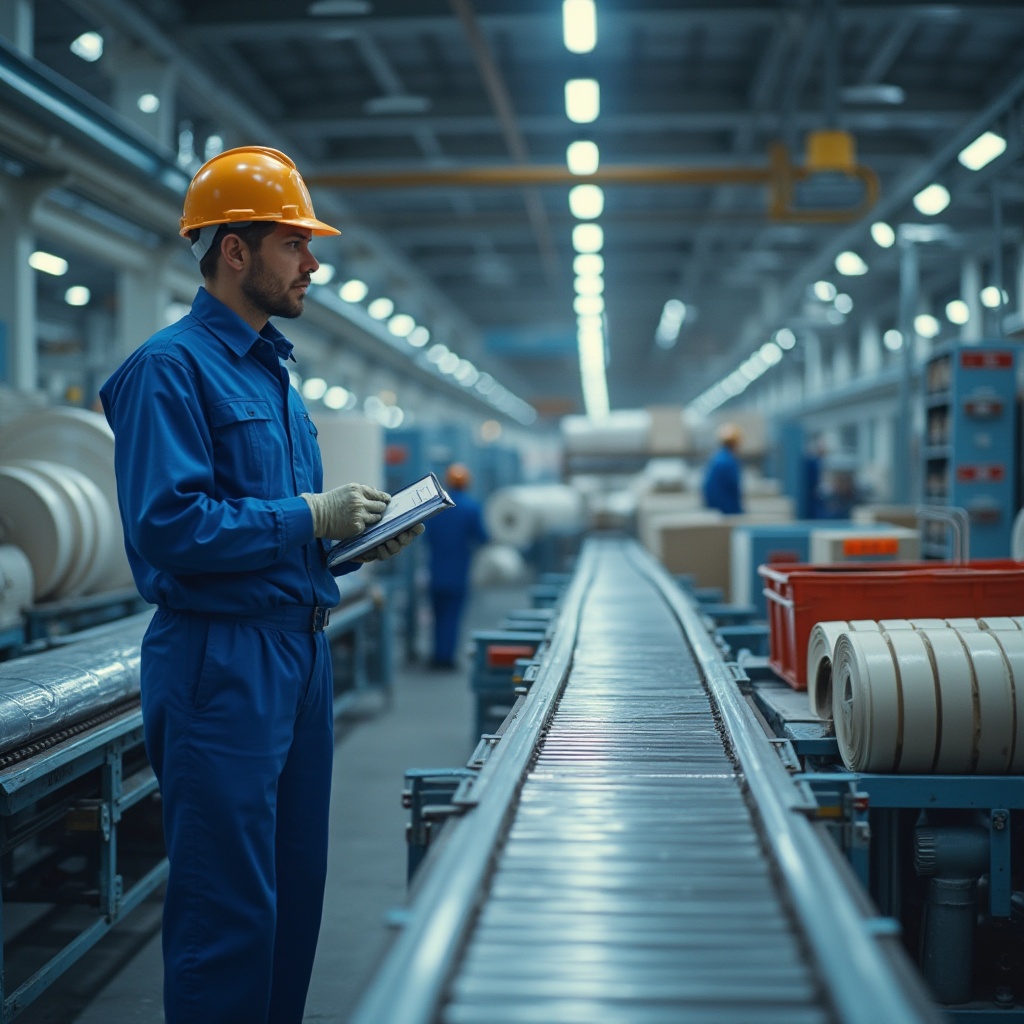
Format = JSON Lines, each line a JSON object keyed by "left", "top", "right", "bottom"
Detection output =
{"left": 241, "top": 247, "right": 305, "bottom": 320}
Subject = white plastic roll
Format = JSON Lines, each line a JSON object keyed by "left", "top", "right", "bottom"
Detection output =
{"left": 979, "top": 617, "right": 1023, "bottom": 631}
{"left": 834, "top": 631, "right": 901, "bottom": 773}
{"left": 470, "top": 543, "right": 527, "bottom": 587}
{"left": 944, "top": 618, "right": 982, "bottom": 631}
{"left": 917, "top": 627, "right": 976, "bottom": 774}
{"left": 884, "top": 628, "right": 939, "bottom": 773}
{"left": 0, "top": 545, "right": 33, "bottom": 629}
{"left": 561, "top": 411, "right": 650, "bottom": 455}
{"left": 847, "top": 619, "right": 884, "bottom": 632}
{"left": 985, "top": 629, "right": 1024, "bottom": 772}
{"left": 485, "top": 485, "right": 584, "bottom": 547}
{"left": 908, "top": 619, "right": 950, "bottom": 630}
{"left": 310, "top": 413, "right": 384, "bottom": 492}
{"left": 807, "top": 621, "right": 848, "bottom": 720}
{"left": 952, "top": 628, "right": 1015, "bottom": 773}
{"left": 878, "top": 619, "right": 916, "bottom": 631}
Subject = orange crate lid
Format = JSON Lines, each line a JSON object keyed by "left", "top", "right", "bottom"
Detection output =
{"left": 487, "top": 644, "right": 537, "bottom": 668}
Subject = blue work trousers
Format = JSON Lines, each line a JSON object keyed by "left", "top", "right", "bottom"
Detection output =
{"left": 430, "top": 586, "right": 467, "bottom": 665}
{"left": 142, "top": 608, "right": 334, "bottom": 1024}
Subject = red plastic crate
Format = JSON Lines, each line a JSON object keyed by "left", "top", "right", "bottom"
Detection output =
{"left": 758, "top": 559, "right": 1024, "bottom": 690}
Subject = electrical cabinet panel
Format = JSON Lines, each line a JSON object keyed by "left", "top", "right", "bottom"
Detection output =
{"left": 922, "top": 342, "right": 1018, "bottom": 558}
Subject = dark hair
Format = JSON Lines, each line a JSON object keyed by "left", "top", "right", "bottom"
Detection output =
{"left": 190, "top": 222, "right": 277, "bottom": 280}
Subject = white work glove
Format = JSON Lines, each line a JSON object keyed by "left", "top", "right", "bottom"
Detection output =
{"left": 354, "top": 524, "right": 425, "bottom": 563}
{"left": 301, "top": 483, "right": 390, "bottom": 540}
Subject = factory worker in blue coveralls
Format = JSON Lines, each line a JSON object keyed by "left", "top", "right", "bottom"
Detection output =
{"left": 99, "top": 146, "right": 423, "bottom": 1024}
{"left": 702, "top": 422, "right": 744, "bottom": 515}
{"left": 425, "top": 463, "right": 489, "bottom": 669}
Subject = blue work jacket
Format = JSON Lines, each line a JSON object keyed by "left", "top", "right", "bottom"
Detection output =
{"left": 425, "top": 493, "right": 488, "bottom": 592}
{"left": 100, "top": 287, "right": 356, "bottom": 617}
{"left": 702, "top": 446, "right": 743, "bottom": 515}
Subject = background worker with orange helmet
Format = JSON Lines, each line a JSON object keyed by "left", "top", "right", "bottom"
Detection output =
{"left": 424, "top": 463, "right": 489, "bottom": 669}
{"left": 99, "top": 147, "right": 421, "bottom": 1024}
{"left": 702, "top": 422, "right": 744, "bottom": 515}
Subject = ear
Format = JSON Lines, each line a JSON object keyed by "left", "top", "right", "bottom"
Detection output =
{"left": 219, "top": 232, "right": 248, "bottom": 272}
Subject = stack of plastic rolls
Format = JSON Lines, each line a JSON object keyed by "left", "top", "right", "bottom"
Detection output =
{"left": 807, "top": 617, "right": 1024, "bottom": 773}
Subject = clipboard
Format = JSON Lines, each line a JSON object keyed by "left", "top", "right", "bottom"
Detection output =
{"left": 326, "top": 471, "right": 455, "bottom": 571}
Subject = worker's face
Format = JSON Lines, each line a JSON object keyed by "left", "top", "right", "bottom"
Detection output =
{"left": 241, "top": 225, "right": 319, "bottom": 319}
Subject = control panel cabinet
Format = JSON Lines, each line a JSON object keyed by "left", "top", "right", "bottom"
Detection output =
{"left": 922, "top": 342, "right": 1018, "bottom": 558}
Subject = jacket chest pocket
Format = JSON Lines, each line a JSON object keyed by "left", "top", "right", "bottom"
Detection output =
{"left": 291, "top": 409, "right": 323, "bottom": 494}
{"left": 209, "top": 397, "right": 276, "bottom": 498}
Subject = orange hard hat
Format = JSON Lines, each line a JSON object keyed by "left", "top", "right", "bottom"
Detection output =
{"left": 446, "top": 463, "right": 471, "bottom": 489}
{"left": 179, "top": 146, "right": 340, "bottom": 238}
{"left": 717, "top": 422, "right": 742, "bottom": 447}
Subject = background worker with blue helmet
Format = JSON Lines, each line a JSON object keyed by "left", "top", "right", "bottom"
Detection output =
{"left": 425, "top": 463, "right": 489, "bottom": 668}
{"left": 702, "top": 422, "right": 744, "bottom": 515}
{"left": 99, "top": 146, "right": 422, "bottom": 1024}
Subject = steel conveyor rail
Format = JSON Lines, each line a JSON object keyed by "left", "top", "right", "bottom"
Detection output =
{"left": 352, "top": 537, "right": 941, "bottom": 1024}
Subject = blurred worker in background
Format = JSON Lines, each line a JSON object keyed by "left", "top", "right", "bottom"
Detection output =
{"left": 702, "top": 422, "right": 744, "bottom": 515}
{"left": 425, "top": 463, "right": 489, "bottom": 669}
{"left": 100, "top": 146, "right": 422, "bottom": 1024}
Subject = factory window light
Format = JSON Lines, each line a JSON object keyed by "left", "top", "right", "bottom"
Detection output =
{"left": 563, "top": 0, "right": 597, "bottom": 53}
{"left": 338, "top": 278, "right": 369, "bottom": 303}
{"left": 834, "top": 293, "right": 854, "bottom": 314}
{"left": 323, "top": 386, "right": 350, "bottom": 410}
{"left": 655, "top": 299, "right": 687, "bottom": 348}
{"left": 958, "top": 131, "right": 1007, "bottom": 171}
{"left": 574, "top": 253, "right": 604, "bottom": 276}
{"left": 408, "top": 325, "right": 431, "bottom": 347}
{"left": 870, "top": 222, "right": 896, "bottom": 248}
{"left": 137, "top": 93, "right": 160, "bottom": 114}
{"left": 310, "top": 263, "right": 335, "bottom": 285}
{"left": 980, "top": 286, "right": 1007, "bottom": 308}
{"left": 302, "top": 377, "right": 328, "bottom": 401}
{"left": 813, "top": 280, "right": 837, "bottom": 302}
{"left": 387, "top": 313, "right": 416, "bottom": 337}
{"left": 565, "top": 79, "right": 600, "bottom": 124}
{"left": 367, "top": 297, "right": 395, "bottom": 320}
{"left": 567, "top": 140, "right": 600, "bottom": 175}
{"left": 29, "top": 251, "right": 68, "bottom": 276}
{"left": 775, "top": 327, "right": 796, "bottom": 350}
{"left": 946, "top": 299, "right": 970, "bottom": 325}
{"left": 835, "top": 251, "right": 868, "bottom": 276}
{"left": 70, "top": 31, "right": 104, "bottom": 62}
{"left": 913, "top": 183, "right": 950, "bottom": 216}
{"left": 64, "top": 285, "right": 90, "bottom": 306}
{"left": 574, "top": 275, "right": 604, "bottom": 296}
{"left": 883, "top": 329, "right": 903, "bottom": 351}
{"left": 572, "top": 223, "right": 603, "bottom": 253}
{"left": 914, "top": 314, "right": 940, "bottom": 338}
{"left": 569, "top": 184, "right": 604, "bottom": 219}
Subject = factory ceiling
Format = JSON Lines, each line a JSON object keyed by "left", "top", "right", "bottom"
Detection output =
{"left": 15, "top": 0, "right": 1024, "bottom": 423}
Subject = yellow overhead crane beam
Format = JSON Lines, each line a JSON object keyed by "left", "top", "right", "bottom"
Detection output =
{"left": 307, "top": 131, "right": 879, "bottom": 224}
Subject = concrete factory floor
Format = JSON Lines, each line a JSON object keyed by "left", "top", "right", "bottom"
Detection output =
{"left": 12, "top": 582, "right": 533, "bottom": 1024}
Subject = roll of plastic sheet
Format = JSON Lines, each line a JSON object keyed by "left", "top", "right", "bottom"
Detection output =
{"left": 310, "top": 413, "right": 384, "bottom": 492}
{"left": 0, "top": 612, "right": 150, "bottom": 756}
{"left": 485, "top": 485, "right": 585, "bottom": 548}
{"left": 834, "top": 630, "right": 902, "bottom": 772}
{"left": 944, "top": 618, "right": 982, "bottom": 631}
{"left": 978, "top": 617, "right": 1023, "bottom": 631}
{"left": 951, "top": 628, "right": 1015, "bottom": 773}
{"left": 985, "top": 629, "right": 1024, "bottom": 772}
{"left": 884, "top": 628, "right": 940, "bottom": 773}
{"left": 917, "top": 627, "right": 976, "bottom": 774}
{"left": 561, "top": 411, "right": 650, "bottom": 455}
{"left": 0, "top": 545, "right": 33, "bottom": 630}
{"left": 470, "top": 543, "right": 528, "bottom": 587}
{"left": 807, "top": 622, "right": 848, "bottom": 719}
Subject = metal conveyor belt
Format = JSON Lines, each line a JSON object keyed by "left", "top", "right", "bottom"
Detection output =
{"left": 353, "top": 538, "right": 941, "bottom": 1024}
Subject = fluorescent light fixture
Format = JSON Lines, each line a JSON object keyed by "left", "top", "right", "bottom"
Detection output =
{"left": 338, "top": 278, "right": 368, "bottom": 302}
{"left": 655, "top": 299, "right": 687, "bottom": 348}
{"left": 835, "top": 251, "right": 868, "bottom": 276}
{"left": 566, "top": 140, "right": 600, "bottom": 175}
{"left": 407, "top": 325, "right": 430, "bottom": 347}
{"left": 323, "top": 386, "right": 350, "bottom": 410}
{"left": 387, "top": 313, "right": 415, "bottom": 337}
{"left": 367, "top": 297, "right": 394, "bottom": 320}
{"left": 759, "top": 341, "right": 783, "bottom": 365}
{"left": 64, "top": 285, "right": 90, "bottom": 306}
{"left": 438, "top": 352, "right": 461, "bottom": 375}
{"left": 574, "top": 294, "right": 605, "bottom": 316}
{"left": 913, "top": 183, "right": 950, "bottom": 216}
{"left": 958, "top": 131, "right": 1007, "bottom": 171}
{"left": 826, "top": 309, "right": 846, "bottom": 325}
{"left": 980, "top": 285, "right": 1007, "bottom": 308}
{"left": 568, "top": 184, "right": 604, "bottom": 219}
{"left": 914, "top": 313, "right": 940, "bottom": 338}
{"left": 29, "top": 251, "right": 68, "bottom": 276}
{"left": 386, "top": 406, "right": 405, "bottom": 428}
{"left": 577, "top": 313, "right": 603, "bottom": 332}
{"left": 302, "top": 377, "right": 328, "bottom": 400}
{"left": 137, "top": 93, "right": 160, "bottom": 114}
{"left": 310, "top": 263, "right": 335, "bottom": 285}
{"left": 946, "top": 299, "right": 970, "bottom": 325}
{"left": 574, "top": 275, "right": 604, "bottom": 296}
{"left": 775, "top": 327, "right": 796, "bottom": 350}
{"left": 572, "top": 223, "right": 604, "bottom": 253}
{"left": 562, "top": 0, "right": 597, "bottom": 53}
{"left": 565, "top": 79, "right": 600, "bottom": 124}
{"left": 453, "top": 359, "right": 477, "bottom": 383}
{"left": 205, "top": 135, "right": 224, "bottom": 159}
{"left": 870, "top": 221, "right": 896, "bottom": 248}
{"left": 883, "top": 329, "right": 903, "bottom": 352}
{"left": 813, "top": 280, "right": 837, "bottom": 301}
{"left": 426, "top": 344, "right": 449, "bottom": 363}
{"left": 834, "top": 293, "right": 853, "bottom": 314}
{"left": 475, "top": 373, "right": 495, "bottom": 395}
{"left": 573, "top": 253, "right": 603, "bottom": 276}
{"left": 70, "top": 31, "right": 104, "bottom": 61}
